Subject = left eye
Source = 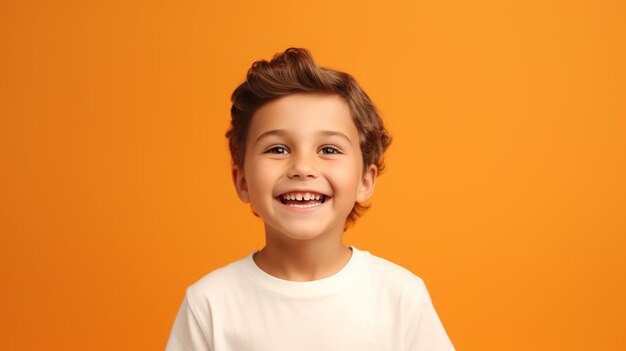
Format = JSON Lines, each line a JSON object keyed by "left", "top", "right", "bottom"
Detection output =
{"left": 319, "top": 146, "right": 341, "bottom": 155}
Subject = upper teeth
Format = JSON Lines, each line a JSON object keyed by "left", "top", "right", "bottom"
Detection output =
{"left": 281, "top": 192, "right": 322, "bottom": 201}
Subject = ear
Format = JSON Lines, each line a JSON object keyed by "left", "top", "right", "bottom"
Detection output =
{"left": 232, "top": 165, "right": 251, "bottom": 203}
{"left": 356, "top": 164, "right": 378, "bottom": 203}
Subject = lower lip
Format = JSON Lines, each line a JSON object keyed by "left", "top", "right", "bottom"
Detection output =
{"left": 275, "top": 198, "right": 329, "bottom": 212}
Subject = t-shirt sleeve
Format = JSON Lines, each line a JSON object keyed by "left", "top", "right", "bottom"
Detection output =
{"left": 404, "top": 279, "right": 455, "bottom": 351}
{"left": 165, "top": 296, "right": 212, "bottom": 351}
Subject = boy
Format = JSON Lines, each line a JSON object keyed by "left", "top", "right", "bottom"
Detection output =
{"left": 166, "top": 48, "right": 454, "bottom": 351}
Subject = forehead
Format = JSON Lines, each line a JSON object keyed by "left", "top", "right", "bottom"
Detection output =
{"left": 248, "top": 93, "right": 358, "bottom": 141}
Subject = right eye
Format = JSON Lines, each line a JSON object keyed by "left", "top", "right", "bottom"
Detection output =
{"left": 264, "top": 145, "right": 289, "bottom": 155}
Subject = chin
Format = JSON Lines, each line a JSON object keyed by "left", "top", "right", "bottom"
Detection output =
{"left": 282, "top": 228, "right": 326, "bottom": 241}
{"left": 268, "top": 221, "right": 341, "bottom": 242}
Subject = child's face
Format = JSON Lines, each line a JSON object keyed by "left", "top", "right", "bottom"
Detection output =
{"left": 232, "top": 93, "right": 377, "bottom": 242}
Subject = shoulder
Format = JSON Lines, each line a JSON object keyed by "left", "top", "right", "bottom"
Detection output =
{"left": 185, "top": 254, "right": 253, "bottom": 305}
{"left": 363, "top": 250, "right": 426, "bottom": 285}
{"left": 357, "top": 251, "right": 455, "bottom": 350}
{"left": 357, "top": 248, "right": 430, "bottom": 301}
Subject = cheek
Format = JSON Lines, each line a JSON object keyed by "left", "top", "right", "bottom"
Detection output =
{"left": 246, "top": 162, "right": 278, "bottom": 197}
{"left": 328, "top": 164, "right": 362, "bottom": 194}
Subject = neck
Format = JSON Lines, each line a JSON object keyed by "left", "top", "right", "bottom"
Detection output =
{"left": 253, "top": 227, "right": 352, "bottom": 282}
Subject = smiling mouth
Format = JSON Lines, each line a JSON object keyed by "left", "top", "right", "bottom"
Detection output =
{"left": 277, "top": 192, "right": 329, "bottom": 208}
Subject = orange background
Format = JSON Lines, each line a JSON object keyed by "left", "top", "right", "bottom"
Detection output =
{"left": 1, "top": 1, "right": 625, "bottom": 350}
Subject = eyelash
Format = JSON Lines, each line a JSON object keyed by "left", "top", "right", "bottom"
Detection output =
{"left": 318, "top": 145, "right": 342, "bottom": 155}
{"left": 263, "top": 145, "right": 343, "bottom": 155}
{"left": 264, "top": 145, "right": 289, "bottom": 154}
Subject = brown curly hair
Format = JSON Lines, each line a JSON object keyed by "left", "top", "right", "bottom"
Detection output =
{"left": 226, "top": 48, "right": 391, "bottom": 227}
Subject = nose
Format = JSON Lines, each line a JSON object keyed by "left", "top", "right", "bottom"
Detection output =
{"left": 287, "top": 152, "right": 320, "bottom": 179}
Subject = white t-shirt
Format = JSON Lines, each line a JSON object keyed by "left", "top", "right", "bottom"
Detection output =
{"left": 166, "top": 247, "right": 454, "bottom": 351}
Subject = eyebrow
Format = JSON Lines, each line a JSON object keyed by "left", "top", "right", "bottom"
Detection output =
{"left": 254, "top": 129, "right": 353, "bottom": 145}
